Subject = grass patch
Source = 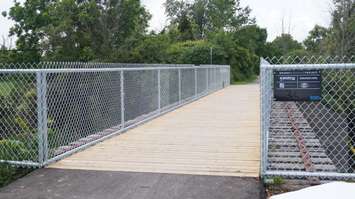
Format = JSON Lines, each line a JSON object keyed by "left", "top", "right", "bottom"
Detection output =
{"left": 0, "top": 164, "right": 33, "bottom": 188}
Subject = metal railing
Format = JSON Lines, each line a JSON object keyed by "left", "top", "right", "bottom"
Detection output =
{"left": 261, "top": 56, "right": 355, "bottom": 181}
{"left": 0, "top": 63, "right": 230, "bottom": 167}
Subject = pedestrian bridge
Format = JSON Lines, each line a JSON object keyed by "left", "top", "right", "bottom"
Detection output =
{"left": 49, "top": 84, "right": 260, "bottom": 177}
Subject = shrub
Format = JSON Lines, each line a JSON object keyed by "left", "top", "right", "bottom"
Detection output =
{"left": 0, "top": 140, "right": 31, "bottom": 161}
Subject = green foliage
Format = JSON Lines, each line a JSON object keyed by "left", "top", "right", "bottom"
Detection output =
{"left": 0, "top": 77, "right": 38, "bottom": 164}
{"left": 4, "top": 0, "right": 151, "bottom": 62}
{"left": 207, "top": 0, "right": 254, "bottom": 31}
{"left": 164, "top": 0, "right": 254, "bottom": 38}
{"left": 1, "top": 0, "right": 263, "bottom": 83}
{"left": 0, "top": 81, "right": 15, "bottom": 97}
{"left": 131, "top": 34, "right": 171, "bottom": 63}
{"left": 167, "top": 40, "right": 220, "bottom": 64}
{"left": 269, "top": 34, "right": 304, "bottom": 57}
{"left": 327, "top": 0, "right": 355, "bottom": 56}
{"left": 210, "top": 32, "right": 259, "bottom": 81}
{"left": 0, "top": 48, "right": 17, "bottom": 63}
{"left": 233, "top": 25, "right": 268, "bottom": 57}
{"left": 323, "top": 70, "right": 355, "bottom": 113}
{"left": 0, "top": 140, "right": 31, "bottom": 161}
{"left": 6, "top": 0, "right": 52, "bottom": 62}
{"left": 303, "top": 25, "right": 329, "bottom": 54}
{"left": 177, "top": 14, "right": 195, "bottom": 41}
{"left": 301, "top": 0, "right": 355, "bottom": 57}
{"left": 272, "top": 176, "right": 285, "bottom": 185}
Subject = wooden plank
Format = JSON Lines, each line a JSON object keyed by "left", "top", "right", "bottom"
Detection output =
{"left": 49, "top": 85, "right": 261, "bottom": 177}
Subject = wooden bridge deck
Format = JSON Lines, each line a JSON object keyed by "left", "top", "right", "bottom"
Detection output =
{"left": 49, "top": 85, "right": 260, "bottom": 177}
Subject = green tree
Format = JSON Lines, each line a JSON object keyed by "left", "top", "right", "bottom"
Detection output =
{"left": 5, "top": 0, "right": 54, "bottom": 62}
{"left": 42, "top": 0, "right": 101, "bottom": 61}
{"left": 164, "top": 0, "right": 191, "bottom": 24}
{"left": 164, "top": 0, "right": 254, "bottom": 39}
{"left": 177, "top": 14, "right": 195, "bottom": 40}
{"left": 4, "top": 0, "right": 151, "bottom": 62}
{"left": 270, "top": 34, "right": 304, "bottom": 56}
{"left": 131, "top": 34, "right": 171, "bottom": 63}
{"left": 327, "top": 0, "right": 355, "bottom": 56}
{"left": 207, "top": 0, "right": 254, "bottom": 32}
{"left": 191, "top": 0, "right": 208, "bottom": 39}
{"left": 233, "top": 25, "right": 268, "bottom": 57}
{"left": 303, "top": 25, "right": 329, "bottom": 54}
{"left": 209, "top": 32, "right": 258, "bottom": 81}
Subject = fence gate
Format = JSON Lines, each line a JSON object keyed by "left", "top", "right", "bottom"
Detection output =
{"left": 261, "top": 57, "right": 355, "bottom": 181}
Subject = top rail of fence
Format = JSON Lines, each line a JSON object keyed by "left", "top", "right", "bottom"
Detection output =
{"left": 0, "top": 63, "right": 230, "bottom": 73}
{"left": 260, "top": 63, "right": 355, "bottom": 69}
{"left": 0, "top": 62, "right": 230, "bottom": 70}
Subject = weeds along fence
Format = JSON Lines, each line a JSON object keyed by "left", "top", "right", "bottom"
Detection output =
{"left": 261, "top": 56, "right": 355, "bottom": 181}
{"left": 0, "top": 63, "right": 230, "bottom": 167}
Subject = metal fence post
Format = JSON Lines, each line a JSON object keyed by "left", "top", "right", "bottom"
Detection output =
{"left": 260, "top": 59, "right": 271, "bottom": 178}
{"left": 36, "top": 72, "right": 48, "bottom": 165}
{"left": 206, "top": 68, "right": 209, "bottom": 92}
{"left": 214, "top": 68, "right": 218, "bottom": 90}
{"left": 120, "top": 70, "right": 125, "bottom": 128}
{"left": 194, "top": 68, "right": 197, "bottom": 96}
{"left": 178, "top": 69, "right": 181, "bottom": 102}
{"left": 158, "top": 69, "right": 161, "bottom": 111}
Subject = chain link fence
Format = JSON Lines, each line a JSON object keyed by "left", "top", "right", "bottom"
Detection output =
{"left": 0, "top": 63, "right": 230, "bottom": 167}
{"left": 261, "top": 56, "right": 355, "bottom": 181}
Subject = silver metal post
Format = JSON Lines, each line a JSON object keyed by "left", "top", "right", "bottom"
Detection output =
{"left": 158, "top": 69, "right": 161, "bottom": 111}
{"left": 178, "top": 69, "right": 181, "bottom": 102}
{"left": 120, "top": 71, "right": 125, "bottom": 128}
{"left": 210, "top": 47, "right": 213, "bottom": 65}
{"left": 194, "top": 68, "right": 197, "bottom": 96}
{"left": 36, "top": 72, "right": 48, "bottom": 165}
{"left": 206, "top": 68, "right": 209, "bottom": 92}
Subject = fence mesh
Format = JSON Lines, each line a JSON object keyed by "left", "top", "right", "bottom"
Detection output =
{"left": 46, "top": 71, "right": 123, "bottom": 160}
{"left": 0, "top": 63, "right": 230, "bottom": 167}
{"left": 261, "top": 56, "right": 355, "bottom": 181}
{"left": 0, "top": 72, "right": 39, "bottom": 164}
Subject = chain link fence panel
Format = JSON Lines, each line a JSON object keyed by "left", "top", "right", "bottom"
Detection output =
{"left": 0, "top": 72, "right": 39, "bottom": 166}
{"left": 0, "top": 63, "right": 230, "bottom": 167}
{"left": 261, "top": 56, "right": 355, "bottom": 181}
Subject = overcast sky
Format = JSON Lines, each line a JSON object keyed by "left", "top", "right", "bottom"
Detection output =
{"left": 1, "top": 0, "right": 333, "bottom": 46}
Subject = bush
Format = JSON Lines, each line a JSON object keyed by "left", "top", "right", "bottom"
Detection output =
{"left": 132, "top": 34, "right": 171, "bottom": 63}
{"left": 209, "top": 32, "right": 259, "bottom": 82}
{"left": 166, "top": 40, "right": 214, "bottom": 64}
{"left": 0, "top": 140, "right": 31, "bottom": 161}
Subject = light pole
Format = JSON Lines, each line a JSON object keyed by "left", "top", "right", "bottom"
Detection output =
{"left": 210, "top": 47, "right": 213, "bottom": 64}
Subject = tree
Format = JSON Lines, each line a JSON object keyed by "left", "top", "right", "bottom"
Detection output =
{"left": 327, "top": 0, "right": 355, "bottom": 56}
{"left": 303, "top": 25, "right": 329, "bottom": 54}
{"left": 233, "top": 25, "right": 268, "bottom": 57}
{"left": 4, "top": 0, "right": 151, "bottom": 62}
{"left": 131, "top": 34, "right": 171, "bottom": 63}
{"left": 164, "top": 0, "right": 255, "bottom": 39}
{"left": 191, "top": 0, "right": 208, "bottom": 38}
{"left": 42, "top": 0, "right": 101, "bottom": 61}
{"left": 209, "top": 31, "right": 259, "bottom": 81}
{"left": 164, "top": 0, "right": 191, "bottom": 24}
{"left": 177, "top": 13, "right": 194, "bottom": 40}
{"left": 207, "top": 0, "right": 254, "bottom": 32}
{"left": 5, "top": 0, "right": 54, "bottom": 62}
{"left": 270, "top": 34, "right": 304, "bottom": 56}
